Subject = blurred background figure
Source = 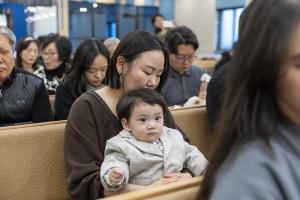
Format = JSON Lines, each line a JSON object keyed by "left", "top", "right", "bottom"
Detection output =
{"left": 54, "top": 38, "right": 110, "bottom": 120}
{"left": 151, "top": 13, "right": 177, "bottom": 42}
{"left": 16, "top": 37, "right": 40, "bottom": 73}
{"left": 151, "top": 13, "right": 166, "bottom": 37}
{"left": 35, "top": 33, "right": 72, "bottom": 94}
{"left": 213, "top": 51, "right": 231, "bottom": 73}
{"left": 104, "top": 37, "right": 120, "bottom": 58}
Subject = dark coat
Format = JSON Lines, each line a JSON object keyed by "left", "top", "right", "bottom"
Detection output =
{"left": 0, "top": 67, "right": 53, "bottom": 126}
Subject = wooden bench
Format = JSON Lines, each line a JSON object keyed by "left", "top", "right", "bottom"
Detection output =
{"left": 0, "top": 107, "right": 213, "bottom": 200}
{"left": 0, "top": 120, "right": 69, "bottom": 200}
{"left": 100, "top": 176, "right": 202, "bottom": 200}
{"left": 193, "top": 58, "right": 217, "bottom": 75}
{"left": 171, "top": 106, "right": 214, "bottom": 160}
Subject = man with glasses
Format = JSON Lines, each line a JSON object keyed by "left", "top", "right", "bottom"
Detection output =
{"left": 161, "top": 26, "right": 207, "bottom": 106}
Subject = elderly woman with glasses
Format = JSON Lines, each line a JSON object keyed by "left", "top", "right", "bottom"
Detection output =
{"left": 161, "top": 26, "right": 207, "bottom": 107}
{"left": 34, "top": 33, "right": 72, "bottom": 94}
{"left": 0, "top": 26, "right": 53, "bottom": 126}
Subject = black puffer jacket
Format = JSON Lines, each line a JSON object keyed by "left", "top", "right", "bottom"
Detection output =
{"left": 0, "top": 67, "right": 53, "bottom": 126}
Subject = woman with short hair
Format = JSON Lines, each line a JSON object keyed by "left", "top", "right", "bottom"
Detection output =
{"left": 35, "top": 33, "right": 72, "bottom": 93}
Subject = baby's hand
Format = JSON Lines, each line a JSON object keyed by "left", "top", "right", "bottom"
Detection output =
{"left": 108, "top": 168, "right": 124, "bottom": 186}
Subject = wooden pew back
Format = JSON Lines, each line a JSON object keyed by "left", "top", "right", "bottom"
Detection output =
{"left": 193, "top": 58, "right": 217, "bottom": 75}
{"left": 0, "top": 121, "right": 69, "bottom": 200}
{"left": 171, "top": 106, "right": 214, "bottom": 160}
{"left": 101, "top": 176, "right": 202, "bottom": 200}
{"left": 0, "top": 106, "right": 212, "bottom": 200}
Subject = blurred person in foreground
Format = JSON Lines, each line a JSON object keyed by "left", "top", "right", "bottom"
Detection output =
{"left": 199, "top": 0, "right": 300, "bottom": 199}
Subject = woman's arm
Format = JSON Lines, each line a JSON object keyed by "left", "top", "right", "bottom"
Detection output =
{"left": 31, "top": 81, "right": 54, "bottom": 122}
{"left": 64, "top": 94, "right": 105, "bottom": 199}
{"left": 54, "top": 83, "right": 74, "bottom": 120}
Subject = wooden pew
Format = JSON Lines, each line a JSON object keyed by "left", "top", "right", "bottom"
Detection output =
{"left": 171, "top": 106, "right": 214, "bottom": 160}
{"left": 193, "top": 58, "right": 217, "bottom": 75}
{"left": 0, "top": 121, "right": 69, "bottom": 200}
{"left": 0, "top": 106, "right": 212, "bottom": 200}
{"left": 100, "top": 176, "right": 202, "bottom": 200}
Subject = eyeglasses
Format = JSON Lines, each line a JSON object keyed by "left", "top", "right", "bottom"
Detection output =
{"left": 42, "top": 51, "right": 58, "bottom": 56}
{"left": 174, "top": 54, "right": 197, "bottom": 63}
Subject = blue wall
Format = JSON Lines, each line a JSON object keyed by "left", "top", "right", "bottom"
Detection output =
{"left": 0, "top": 3, "right": 25, "bottom": 43}
{"left": 216, "top": 0, "right": 245, "bottom": 9}
{"left": 159, "top": 0, "right": 175, "bottom": 20}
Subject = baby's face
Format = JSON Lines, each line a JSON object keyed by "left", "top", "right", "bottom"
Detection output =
{"left": 124, "top": 103, "right": 164, "bottom": 143}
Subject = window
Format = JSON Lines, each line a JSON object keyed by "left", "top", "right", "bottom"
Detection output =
{"left": 217, "top": 7, "right": 244, "bottom": 51}
{"left": 0, "top": 14, "right": 7, "bottom": 26}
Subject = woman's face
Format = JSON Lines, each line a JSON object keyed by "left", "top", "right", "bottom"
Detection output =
{"left": 276, "top": 24, "right": 300, "bottom": 125}
{"left": 170, "top": 44, "right": 196, "bottom": 74}
{"left": 84, "top": 54, "right": 108, "bottom": 87}
{"left": 42, "top": 42, "right": 62, "bottom": 70}
{"left": 0, "top": 34, "right": 14, "bottom": 85}
{"left": 120, "top": 50, "right": 165, "bottom": 92}
{"left": 154, "top": 16, "right": 164, "bottom": 29}
{"left": 20, "top": 42, "right": 39, "bottom": 67}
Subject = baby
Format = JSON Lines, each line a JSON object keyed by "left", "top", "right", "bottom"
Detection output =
{"left": 100, "top": 88, "right": 208, "bottom": 193}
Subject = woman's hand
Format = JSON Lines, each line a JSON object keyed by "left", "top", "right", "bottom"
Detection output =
{"left": 105, "top": 172, "right": 193, "bottom": 196}
{"left": 151, "top": 172, "right": 193, "bottom": 186}
{"left": 165, "top": 172, "right": 193, "bottom": 181}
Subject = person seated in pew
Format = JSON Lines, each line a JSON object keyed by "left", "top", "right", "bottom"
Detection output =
{"left": 100, "top": 88, "right": 208, "bottom": 195}
{"left": 15, "top": 37, "right": 41, "bottom": 74}
{"left": 34, "top": 33, "right": 72, "bottom": 94}
{"left": 54, "top": 38, "right": 110, "bottom": 120}
{"left": 199, "top": 0, "right": 300, "bottom": 199}
{"left": 64, "top": 30, "right": 191, "bottom": 200}
{"left": 0, "top": 26, "right": 53, "bottom": 126}
{"left": 161, "top": 26, "right": 207, "bottom": 107}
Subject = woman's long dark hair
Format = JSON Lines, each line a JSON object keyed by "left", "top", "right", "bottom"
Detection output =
{"left": 199, "top": 0, "right": 300, "bottom": 199}
{"left": 65, "top": 38, "right": 110, "bottom": 98}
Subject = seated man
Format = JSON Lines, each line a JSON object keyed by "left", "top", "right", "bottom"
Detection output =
{"left": 0, "top": 26, "right": 53, "bottom": 126}
{"left": 161, "top": 26, "right": 207, "bottom": 106}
